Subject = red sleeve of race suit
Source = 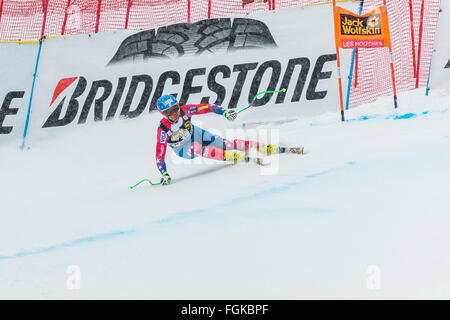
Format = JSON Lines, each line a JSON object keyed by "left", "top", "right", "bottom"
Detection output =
{"left": 155, "top": 126, "right": 168, "bottom": 175}
{"left": 182, "top": 104, "right": 226, "bottom": 116}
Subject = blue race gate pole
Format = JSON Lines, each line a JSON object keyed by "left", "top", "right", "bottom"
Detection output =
{"left": 21, "top": 36, "right": 44, "bottom": 150}
{"left": 425, "top": 60, "right": 432, "bottom": 96}
{"left": 345, "top": 0, "right": 364, "bottom": 110}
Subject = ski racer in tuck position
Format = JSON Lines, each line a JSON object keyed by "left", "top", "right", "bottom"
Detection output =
{"left": 155, "top": 94, "right": 285, "bottom": 185}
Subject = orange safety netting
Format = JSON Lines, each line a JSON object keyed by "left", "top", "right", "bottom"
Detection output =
{"left": 348, "top": 0, "right": 440, "bottom": 107}
{"left": 0, "top": 0, "right": 361, "bottom": 41}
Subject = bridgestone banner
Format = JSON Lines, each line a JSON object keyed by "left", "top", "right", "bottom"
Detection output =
{"left": 0, "top": 3, "right": 358, "bottom": 146}
{"left": 0, "top": 43, "right": 37, "bottom": 146}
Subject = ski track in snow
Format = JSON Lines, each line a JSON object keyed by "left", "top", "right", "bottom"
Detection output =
{"left": 0, "top": 160, "right": 358, "bottom": 260}
{"left": 1, "top": 88, "right": 450, "bottom": 298}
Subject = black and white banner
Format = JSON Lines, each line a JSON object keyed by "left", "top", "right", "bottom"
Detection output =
{"left": 0, "top": 3, "right": 358, "bottom": 145}
{"left": 0, "top": 43, "right": 36, "bottom": 145}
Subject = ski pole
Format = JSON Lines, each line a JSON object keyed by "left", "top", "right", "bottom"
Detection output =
{"left": 129, "top": 179, "right": 161, "bottom": 190}
{"left": 237, "top": 88, "right": 286, "bottom": 114}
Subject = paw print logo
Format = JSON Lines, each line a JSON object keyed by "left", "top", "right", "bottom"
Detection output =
{"left": 185, "top": 120, "right": 191, "bottom": 131}
{"left": 367, "top": 16, "right": 380, "bottom": 28}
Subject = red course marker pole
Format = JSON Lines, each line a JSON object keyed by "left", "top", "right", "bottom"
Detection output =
{"left": 0, "top": 0, "right": 4, "bottom": 28}
{"left": 95, "top": 0, "right": 102, "bottom": 33}
{"left": 125, "top": 0, "right": 133, "bottom": 29}
{"left": 416, "top": 0, "right": 426, "bottom": 88}
{"left": 187, "top": 0, "right": 191, "bottom": 23}
{"left": 61, "top": 0, "right": 71, "bottom": 35}
{"left": 409, "top": 0, "right": 417, "bottom": 79}
{"left": 41, "top": 0, "right": 48, "bottom": 37}
{"left": 208, "top": 0, "right": 211, "bottom": 19}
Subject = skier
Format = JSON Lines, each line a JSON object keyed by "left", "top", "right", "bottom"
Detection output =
{"left": 155, "top": 94, "right": 275, "bottom": 185}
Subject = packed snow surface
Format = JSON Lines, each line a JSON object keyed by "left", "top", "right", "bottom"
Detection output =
{"left": 1, "top": 87, "right": 450, "bottom": 299}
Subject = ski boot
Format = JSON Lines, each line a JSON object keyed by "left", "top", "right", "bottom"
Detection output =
{"left": 224, "top": 150, "right": 245, "bottom": 164}
{"left": 258, "top": 144, "right": 279, "bottom": 155}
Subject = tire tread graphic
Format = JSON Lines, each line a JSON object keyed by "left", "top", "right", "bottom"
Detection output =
{"left": 109, "top": 18, "right": 277, "bottom": 65}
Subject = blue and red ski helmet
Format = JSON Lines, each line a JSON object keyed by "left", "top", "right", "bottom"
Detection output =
{"left": 157, "top": 95, "right": 178, "bottom": 115}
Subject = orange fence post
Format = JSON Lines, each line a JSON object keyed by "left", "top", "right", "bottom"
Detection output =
{"left": 382, "top": 0, "right": 398, "bottom": 108}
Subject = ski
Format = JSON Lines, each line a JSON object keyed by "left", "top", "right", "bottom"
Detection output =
{"left": 278, "top": 146, "right": 304, "bottom": 155}
{"left": 259, "top": 144, "right": 304, "bottom": 156}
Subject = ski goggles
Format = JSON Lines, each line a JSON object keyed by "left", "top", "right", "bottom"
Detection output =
{"left": 164, "top": 103, "right": 180, "bottom": 117}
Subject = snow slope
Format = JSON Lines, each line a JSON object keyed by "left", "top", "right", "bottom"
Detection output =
{"left": 1, "top": 87, "right": 450, "bottom": 299}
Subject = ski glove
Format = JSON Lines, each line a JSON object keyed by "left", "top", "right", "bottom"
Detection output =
{"left": 223, "top": 109, "right": 238, "bottom": 121}
{"left": 160, "top": 172, "right": 171, "bottom": 185}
